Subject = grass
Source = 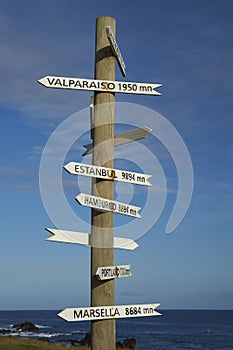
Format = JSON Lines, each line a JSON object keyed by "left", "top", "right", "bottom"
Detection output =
{"left": 0, "top": 336, "right": 138, "bottom": 349}
{"left": 0, "top": 336, "right": 88, "bottom": 349}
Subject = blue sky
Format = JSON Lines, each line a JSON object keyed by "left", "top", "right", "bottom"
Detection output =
{"left": 0, "top": 0, "right": 233, "bottom": 311}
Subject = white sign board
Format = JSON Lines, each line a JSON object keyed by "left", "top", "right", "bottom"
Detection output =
{"left": 96, "top": 265, "right": 132, "bottom": 280}
{"left": 64, "top": 162, "right": 151, "bottom": 186}
{"left": 45, "top": 228, "right": 138, "bottom": 250}
{"left": 106, "top": 25, "right": 126, "bottom": 77}
{"left": 58, "top": 303, "right": 161, "bottom": 322}
{"left": 38, "top": 76, "right": 161, "bottom": 96}
{"left": 82, "top": 126, "right": 152, "bottom": 156}
{"left": 76, "top": 193, "right": 142, "bottom": 219}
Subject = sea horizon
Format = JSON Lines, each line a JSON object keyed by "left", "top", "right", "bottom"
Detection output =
{"left": 1, "top": 309, "right": 233, "bottom": 349}
{"left": 1, "top": 307, "right": 233, "bottom": 311}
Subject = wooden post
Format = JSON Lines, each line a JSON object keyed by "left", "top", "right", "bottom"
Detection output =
{"left": 91, "top": 16, "right": 116, "bottom": 350}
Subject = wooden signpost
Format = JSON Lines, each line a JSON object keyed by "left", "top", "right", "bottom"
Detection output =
{"left": 91, "top": 17, "right": 116, "bottom": 350}
{"left": 38, "top": 15, "right": 162, "bottom": 350}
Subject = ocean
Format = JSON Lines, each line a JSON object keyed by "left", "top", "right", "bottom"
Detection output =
{"left": 0, "top": 310, "right": 233, "bottom": 349}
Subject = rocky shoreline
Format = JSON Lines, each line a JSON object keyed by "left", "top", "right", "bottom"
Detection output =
{"left": 0, "top": 321, "right": 138, "bottom": 349}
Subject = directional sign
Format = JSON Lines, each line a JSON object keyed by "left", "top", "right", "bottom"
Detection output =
{"left": 37, "top": 76, "right": 161, "bottom": 96}
{"left": 76, "top": 193, "right": 142, "bottom": 219}
{"left": 106, "top": 25, "right": 126, "bottom": 77}
{"left": 45, "top": 228, "right": 138, "bottom": 250}
{"left": 58, "top": 303, "right": 161, "bottom": 322}
{"left": 82, "top": 126, "right": 152, "bottom": 156}
{"left": 96, "top": 265, "right": 132, "bottom": 280}
{"left": 64, "top": 162, "right": 151, "bottom": 186}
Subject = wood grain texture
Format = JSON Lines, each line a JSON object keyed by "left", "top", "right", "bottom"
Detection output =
{"left": 91, "top": 16, "right": 116, "bottom": 350}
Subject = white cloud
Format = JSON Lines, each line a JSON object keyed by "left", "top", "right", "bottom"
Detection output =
{"left": 0, "top": 10, "right": 93, "bottom": 129}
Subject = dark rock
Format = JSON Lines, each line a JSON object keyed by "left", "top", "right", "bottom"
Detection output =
{"left": 71, "top": 339, "right": 79, "bottom": 347}
{"left": 80, "top": 332, "right": 91, "bottom": 346}
{"left": 64, "top": 333, "right": 137, "bottom": 349}
{"left": 0, "top": 329, "right": 11, "bottom": 334}
{"left": 12, "top": 321, "right": 39, "bottom": 332}
{"left": 115, "top": 337, "right": 137, "bottom": 349}
{"left": 123, "top": 337, "right": 136, "bottom": 349}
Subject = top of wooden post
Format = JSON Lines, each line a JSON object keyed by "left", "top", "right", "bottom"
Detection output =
{"left": 95, "top": 16, "right": 116, "bottom": 81}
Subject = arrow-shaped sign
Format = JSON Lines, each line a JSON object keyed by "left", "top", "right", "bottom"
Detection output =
{"left": 37, "top": 76, "right": 161, "bottom": 96}
{"left": 96, "top": 264, "right": 132, "bottom": 280}
{"left": 58, "top": 303, "right": 161, "bottom": 322}
{"left": 76, "top": 193, "right": 142, "bottom": 219}
{"left": 106, "top": 25, "right": 126, "bottom": 77}
{"left": 45, "top": 228, "right": 138, "bottom": 250}
{"left": 64, "top": 162, "right": 151, "bottom": 186}
{"left": 82, "top": 126, "right": 152, "bottom": 156}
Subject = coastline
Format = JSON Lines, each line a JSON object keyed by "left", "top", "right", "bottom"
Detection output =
{"left": 0, "top": 336, "right": 138, "bottom": 349}
{"left": 2, "top": 310, "right": 233, "bottom": 349}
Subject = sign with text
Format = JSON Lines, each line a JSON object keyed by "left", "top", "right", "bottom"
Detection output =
{"left": 76, "top": 193, "right": 142, "bottom": 219}
{"left": 45, "top": 228, "right": 138, "bottom": 250}
{"left": 106, "top": 25, "right": 126, "bottom": 77}
{"left": 64, "top": 162, "right": 151, "bottom": 186}
{"left": 96, "top": 264, "right": 132, "bottom": 280}
{"left": 58, "top": 303, "right": 161, "bottom": 322}
{"left": 38, "top": 76, "right": 161, "bottom": 95}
